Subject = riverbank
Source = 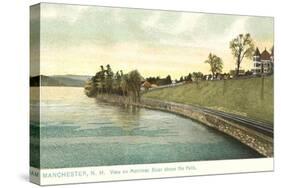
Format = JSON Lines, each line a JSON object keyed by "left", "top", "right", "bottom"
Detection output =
{"left": 143, "top": 76, "right": 273, "bottom": 123}
{"left": 34, "top": 87, "right": 263, "bottom": 169}
{"left": 96, "top": 94, "right": 273, "bottom": 157}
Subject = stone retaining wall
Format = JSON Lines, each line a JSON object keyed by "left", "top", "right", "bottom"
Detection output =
{"left": 96, "top": 94, "right": 273, "bottom": 157}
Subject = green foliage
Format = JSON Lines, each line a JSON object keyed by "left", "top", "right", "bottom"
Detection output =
{"left": 191, "top": 72, "right": 204, "bottom": 82}
{"left": 146, "top": 75, "right": 172, "bottom": 85}
{"left": 143, "top": 76, "right": 273, "bottom": 123}
{"left": 127, "top": 70, "right": 143, "bottom": 102}
{"left": 85, "top": 65, "right": 143, "bottom": 102}
{"left": 204, "top": 53, "right": 223, "bottom": 78}
{"left": 229, "top": 33, "right": 255, "bottom": 76}
{"left": 105, "top": 64, "right": 114, "bottom": 93}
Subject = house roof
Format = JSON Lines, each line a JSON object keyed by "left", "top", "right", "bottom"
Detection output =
{"left": 254, "top": 48, "right": 261, "bottom": 56}
{"left": 261, "top": 49, "right": 271, "bottom": 60}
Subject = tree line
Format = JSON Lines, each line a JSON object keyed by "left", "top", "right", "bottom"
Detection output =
{"left": 85, "top": 33, "right": 271, "bottom": 97}
{"left": 203, "top": 33, "right": 267, "bottom": 78}
{"left": 146, "top": 75, "right": 172, "bottom": 86}
{"left": 204, "top": 33, "right": 273, "bottom": 81}
{"left": 85, "top": 64, "right": 143, "bottom": 102}
{"left": 174, "top": 33, "right": 257, "bottom": 83}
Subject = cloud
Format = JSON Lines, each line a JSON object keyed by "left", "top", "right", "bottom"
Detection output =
{"left": 41, "top": 3, "right": 89, "bottom": 24}
{"left": 173, "top": 13, "right": 202, "bottom": 34}
{"left": 141, "top": 11, "right": 201, "bottom": 37}
{"left": 142, "top": 12, "right": 162, "bottom": 28}
{"left": 40, "top": 3, "right": 273, "bottom": 48}
{"left": 38, "top": 3, "right": 274, "bottom": 77}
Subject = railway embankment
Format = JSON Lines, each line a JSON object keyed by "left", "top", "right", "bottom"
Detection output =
{"left": 96, "top": 94, "right": 273, "bottom": 157}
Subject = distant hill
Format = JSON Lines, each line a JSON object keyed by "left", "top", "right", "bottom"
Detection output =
{"left": 30, "top": 75, "right": 92, "bottom": 87}
{"left": 30, "top": 75, "right": 63, "bottom": 86}
{"left": 51, "top": 76, "right": 86, "bottom": 87}
{"left": 52, "top": 75, "right": 92, "bottom": 82}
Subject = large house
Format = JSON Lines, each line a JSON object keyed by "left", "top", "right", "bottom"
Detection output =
{"left": 252, "top": 47, "right": 274, "bottom": 75}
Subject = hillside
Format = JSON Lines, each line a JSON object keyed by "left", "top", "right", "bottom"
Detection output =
{"left": 30, "top": 75, "right": 91, "bottom": 87}
{"left": 30, "top": 75, "right": 63, "bottom": 86}
{"left": 52, "top": 75, "right": 92, "bottom": 82}
{"left": 51, "top": 75, "right": 87, "bottom": 87}
{"left": 143, "top": 76, "right": 273, "bottom": 123}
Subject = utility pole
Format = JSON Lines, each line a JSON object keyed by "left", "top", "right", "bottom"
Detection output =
{"left": 261, "top": 63, "right": 264, "bottom": 100}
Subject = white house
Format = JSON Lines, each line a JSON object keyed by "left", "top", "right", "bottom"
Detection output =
{"left": 252, "top": 47, "right": 274, "bottom": 75}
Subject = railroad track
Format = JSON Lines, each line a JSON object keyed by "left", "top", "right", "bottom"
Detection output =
{"left": 146, "top": 99, "right": 274, "bottom": 137}
{"left": 192, "top": 105, "right": 273, "bottom": 137}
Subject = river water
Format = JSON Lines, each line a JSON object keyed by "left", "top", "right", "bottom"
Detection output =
{"left": 30, "top": 87, "right": 261, "bottom": 168}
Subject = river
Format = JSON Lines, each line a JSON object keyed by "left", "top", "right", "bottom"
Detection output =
{"left": 30, "top": 87, "right": 262, "bottom": 169}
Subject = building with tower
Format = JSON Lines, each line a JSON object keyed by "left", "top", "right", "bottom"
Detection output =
{"left": 252, "top": 47, "right": 274, "bottom": 75}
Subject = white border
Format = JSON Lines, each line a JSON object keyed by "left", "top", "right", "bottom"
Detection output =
{"left": 31, "top": 158, "right": 273, "bottom": 185}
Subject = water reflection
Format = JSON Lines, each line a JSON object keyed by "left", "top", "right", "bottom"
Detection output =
{"left": 31, "top": 87, "right": 262, "bottom": 169}
{"left": 95, "top": 101, "right": 141, "bottom": 135}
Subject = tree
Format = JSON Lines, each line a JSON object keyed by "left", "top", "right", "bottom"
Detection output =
{"left": 127, "top": 70, "right": 142, "bottom": 102}
{"left": 179, "top": 76, "right": 184, "bottom": 82}
{"left": 121, "top": 74, "right": 129, "bottom": 97}
{"left": 204, "top": 53, "right": 223, "bottom": 79}
{"left": 229, "top": 33, "right": 255, "bottom": 76}
{"left": 113, "top": 71, "right": 122, "bottom": 95}
{"left": 186, "top": 73, "right": 192, "bottom": 82}
{"left": 192, "top": 72, "right": 203, "bottom": 84}
{"left": 105, "top": 64, "right": 114, "bottom": 93}
{"left": 85, "top": 65, "right": 144, "bottom": 100}
{"left": 95, "top": 65, "right": 106, "bottom": 93}
{"left": 84, "top": 79, "right": 97, "bottom": 97}
{"left": 166, "top": 75, "right": 172, "bottom": 85}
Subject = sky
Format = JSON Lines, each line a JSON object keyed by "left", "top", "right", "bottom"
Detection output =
{"left": 30, "top": 3, "right": 274, "bottom": 79}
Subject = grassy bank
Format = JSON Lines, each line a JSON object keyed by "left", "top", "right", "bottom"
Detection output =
{"left": 143, "top": 76, "right": 273, "bottom": 123}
